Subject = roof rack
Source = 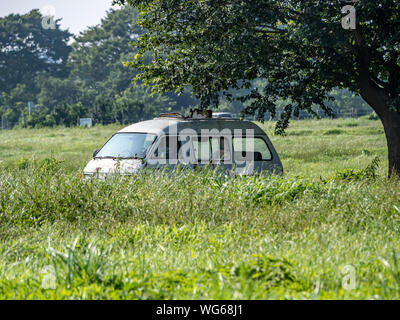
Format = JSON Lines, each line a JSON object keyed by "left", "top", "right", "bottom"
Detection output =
{"left": 158, "top": 109, "right": 213, "bottom": 120}
{"left": 158, "top": 109, "right": 239, "bottom": 120}
{"left": 189, "top": 109, "right": 212, "bottom": 119}
{"left": 158, "top": 112, "right": 184, "bottom": 118}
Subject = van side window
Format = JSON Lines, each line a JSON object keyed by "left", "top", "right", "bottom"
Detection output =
{"left": 211, "top": 137, "right": 232, "bottom": 162}
{"left": 154, "top": 136, "right": 182, "bottom": 160}
{"left": 233, "top": 137, "right": 272, "bottom": 161}
{"left": 192, "top": 137, "right": 211, "bottom": 162}
{"left": 193, "top": 137, "right": 232, "bottom": 163}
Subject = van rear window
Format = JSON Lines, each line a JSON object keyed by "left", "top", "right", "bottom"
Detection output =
{"left": 233, "top": 137, "right": 272, "bottom": 161}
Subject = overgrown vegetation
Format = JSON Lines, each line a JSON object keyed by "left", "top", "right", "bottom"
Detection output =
{"left": 0, "top": 118, "right": 399, "bottom": 299}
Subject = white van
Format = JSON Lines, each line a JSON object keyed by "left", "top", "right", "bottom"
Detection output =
{"left": 82, "top": 113, "right": 283, "bottom": 178}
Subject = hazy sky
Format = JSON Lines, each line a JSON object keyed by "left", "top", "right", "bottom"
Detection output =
{"left": 0, "top": 0, "right": 116, "bottom": 35}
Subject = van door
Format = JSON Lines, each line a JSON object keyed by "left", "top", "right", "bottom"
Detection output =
{"left": 192, "top": 136, "right": 212, "bottom": 169}
{"left": 192, "top": 136, "right": 233, "bottom": 173}
{"left": 210, "top": 136, "right": 233, "bottom": 173}
{"left": 147, "top": 135, "right": 194, "bottom": 170}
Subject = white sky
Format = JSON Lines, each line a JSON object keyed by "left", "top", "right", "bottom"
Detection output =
{"left": 0, "top": 0, "right": 116, "bottom": 35}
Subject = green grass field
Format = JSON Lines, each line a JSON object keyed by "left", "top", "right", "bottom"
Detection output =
{"left": 1, "top": 117, "right": 399, "bottom": 299}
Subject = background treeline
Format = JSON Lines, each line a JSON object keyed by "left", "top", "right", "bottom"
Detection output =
{"left": 0, "top": 6, "right": 372, "bottom": 129}
{"left": 0, "top": 7, "right": 198, "bottom": 129}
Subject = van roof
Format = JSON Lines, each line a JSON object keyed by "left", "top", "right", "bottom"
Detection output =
{"left": 118, "top": 117, "right": 266, "bottom": 136}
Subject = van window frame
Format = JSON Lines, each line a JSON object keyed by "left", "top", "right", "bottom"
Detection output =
{"left": 192, "top": 136, "right": 212, "bottom": 163}
{"left": 149, "top": 134, "right": 194, "bottom": 163}
{"left": 149, "top": 134, "right": 274, "bottom": 163}
{"left": 192, "top": 135, "right": 233, "bottom": 164}
{"left": 232, "top": 136, "right": 273, "bottom": 162}
{"left": 95, "top": 132, "right": 158, "bottom": 159}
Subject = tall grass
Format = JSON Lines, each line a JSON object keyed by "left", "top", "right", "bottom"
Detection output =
{"left": 0, "top": 118, "right": 399, "bottom": 299}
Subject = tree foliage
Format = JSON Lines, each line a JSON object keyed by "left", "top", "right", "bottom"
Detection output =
{"left": 68, "top": 7, "right": 143, "bottom": 90}
{"left": 0, "top": 6, "right": 185, "bottom": 128}
{"left": 0, "top": 10, "right": 71, "bottom": 95}
{"left": 116, "top": 0, "right": 400, "bottom": 175}
{"left": 116, "top": 0, "right": 398, "bottom": 118}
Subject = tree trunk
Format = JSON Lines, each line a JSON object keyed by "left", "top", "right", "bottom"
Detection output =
{"left": 381, "top": 110, "right": 400, "bottom": 177}
{"left": 359, "top": 77, "right": 400, "bottom": 177}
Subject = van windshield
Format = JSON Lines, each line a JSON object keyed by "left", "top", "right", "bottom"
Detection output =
{"left": 96, "top": 133, "right": 157, "bottom": 159}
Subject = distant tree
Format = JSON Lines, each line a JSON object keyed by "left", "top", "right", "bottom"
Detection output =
{"left": 68, "top": 5, "right": 196, "bottom": 114}
{"left": 92, "top": 97, "right": 115, "bottom": 125}
{"left": 25, "top": 106, "right": 56, "bottom": 128}
{"left": 1, "top": 6, "right": 198, "bottom": 128}
{"left": 116, "top": 0, "right": 400, "bottom": 176}
{"left": 35, "top": 76, "right": 82, "bottom": 108}
{"left": 0, "top": 84, "right": 33, "bottom": 125}
{"left": 0, "top": 10, "right": 71, "bottom": 95}
{"left": 112, "top": 84, "right": 173, "bottom": 124}
{"left": 23, "top": 102, "right": 88, "bottom": 128}
{"left": 328, "top": 88, "right": 372, "bottom": 116}
{"left": 68, "top": 6, "right": 143, "bottom": 90}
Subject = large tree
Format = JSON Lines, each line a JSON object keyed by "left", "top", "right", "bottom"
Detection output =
{"left": 115, "top": 0, "right": 400, "bottom": 176}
